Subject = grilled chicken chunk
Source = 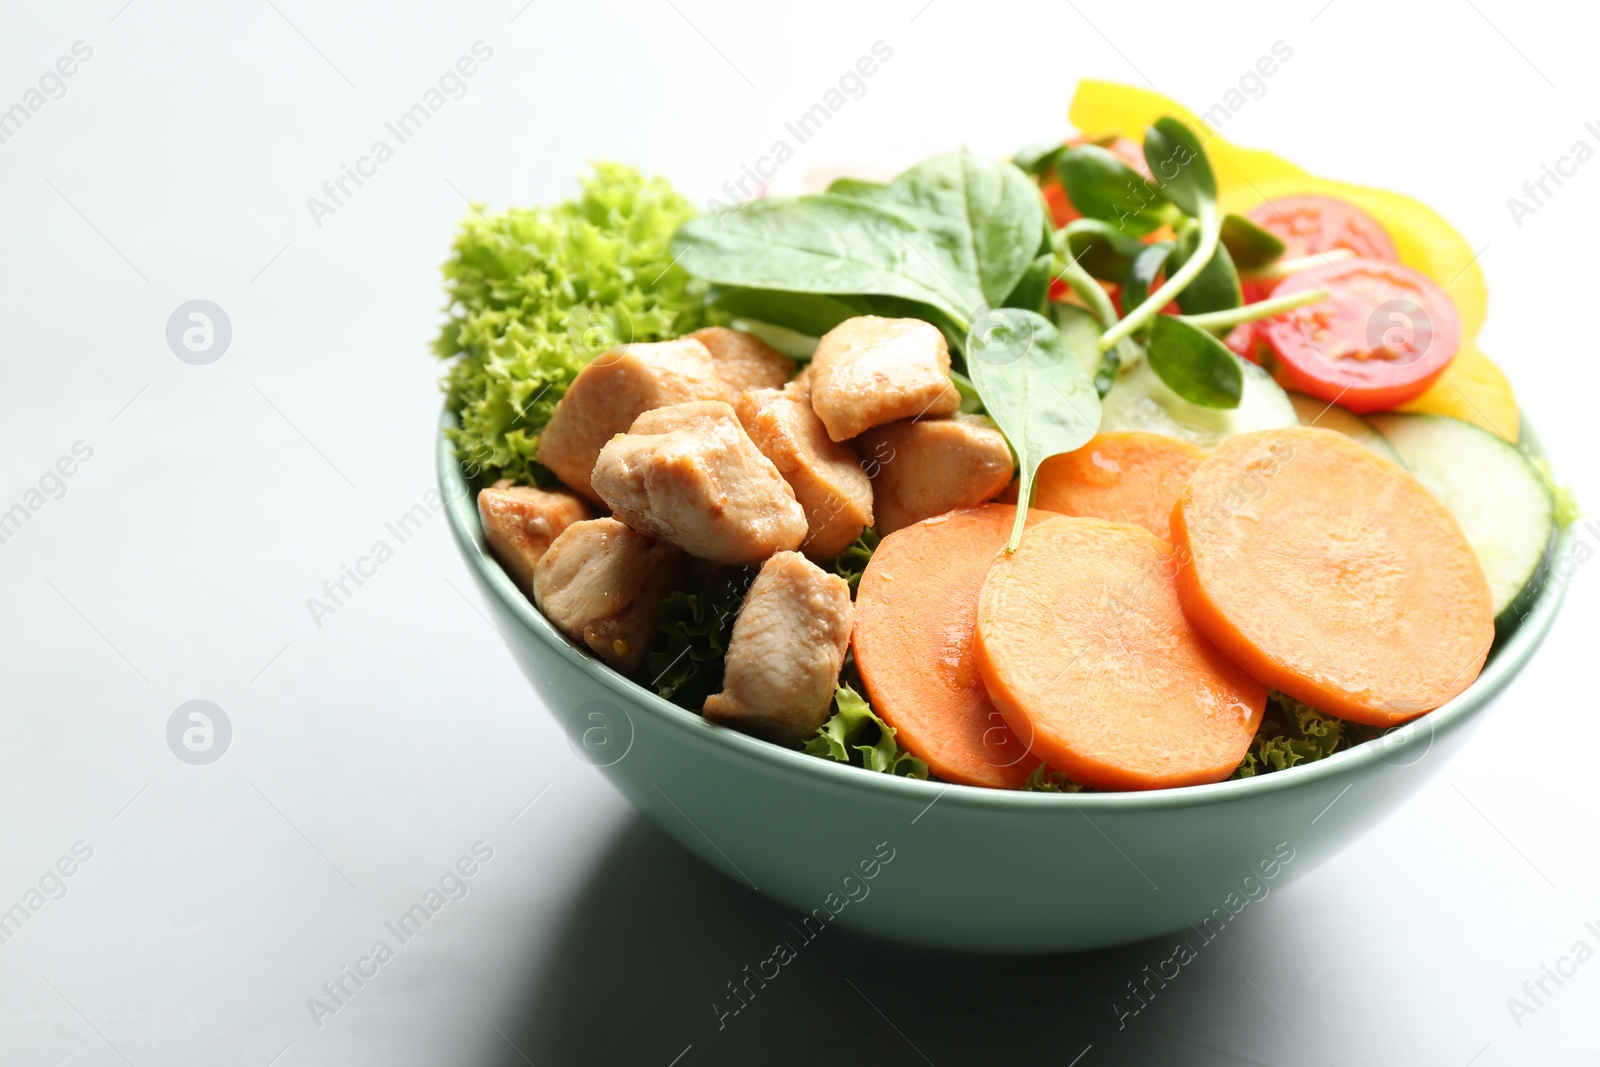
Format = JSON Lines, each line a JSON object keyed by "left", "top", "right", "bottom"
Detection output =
{"left": 783, "top": 362, "right": 814, "bottom": 402}
{"left": 808, "top": 316, "right": 961, "bottom": 441}
{"left": 477, "top": 480, "right": 593, "bottom": 596}
{"left": 537, "top": 339, "right": 726, "bottom": 504}
{"left": 736, "top": 388, "right": 873, "bottom": 561}
{"left": 591, "top": 401, "right": 807, "bottom": 565}
{"left": 855, "top": 414, "right": 1015, "bottom": 534}
{"left": 703, "top": 551, "right": 853, "bottom": 746}
{"left": 689, "top": 327, "right": 796, "bottom": 401}
{"left": 533, "top": 518, "right": 684, "bottom": 672}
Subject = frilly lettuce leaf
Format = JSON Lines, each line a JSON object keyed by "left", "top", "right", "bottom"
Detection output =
{"left": 435, "top": 162, "right": 719, "bottom": 487}
{"left": 641, "top": 552, "right": 927, "bottom": 778}
{"left": 1234, "top": 691, "right": 1385, "bottom": 778}
{"left": 643, "top": 567, "right": 753, "bottom": 708}
{"left": 1023, "top": 763, "right": 1086, "bottom": 792}
{"left": 804, "top": 681, "right": 929, "bottom": 778}
{"left": 830, "top": 528, "right": 880, "bottom": 593}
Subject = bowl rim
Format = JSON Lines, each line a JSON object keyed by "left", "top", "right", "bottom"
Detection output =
{"left": 439, "top": 410, "right": 1572, "bottom": 813}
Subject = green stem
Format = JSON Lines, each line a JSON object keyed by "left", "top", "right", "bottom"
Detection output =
{"left": 1058, "top": 253, "right": 1141, "bottom": 378}
{"left": 1178, "top": 286, "right": 1329, "bottom": 331}
{"left": 1005, "top": 474, "right": 1030, "bottom": 552}
{"left": 1100, "top": 204, "right": 1220, "bottom": 352}
{"left": 1057, "top": 254, "right": 1118, "bottom": 329}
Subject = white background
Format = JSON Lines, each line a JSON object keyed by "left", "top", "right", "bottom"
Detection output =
{"left": 2, "top": 1, "right": 1597, "bottom": 1064}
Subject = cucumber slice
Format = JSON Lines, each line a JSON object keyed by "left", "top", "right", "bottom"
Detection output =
{"left": 1100, "top": 353, "right": 1298, "bottom": 449}
{"left": 1368, "top": 412, "right": 1555, "bottom": 618}
{"left": 1287, "top": 392, "right": 1404, "bottom": 464}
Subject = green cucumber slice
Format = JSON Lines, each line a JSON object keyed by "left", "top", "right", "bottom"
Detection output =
{"left": 1368, "top": 412, "right": 1555, "bottom": 618}
{"left": 1287, "top": 393, "right": 1404, "bottom": 464}
{"left": 1100, "top": 352, "right": 1298, "bottom": 449}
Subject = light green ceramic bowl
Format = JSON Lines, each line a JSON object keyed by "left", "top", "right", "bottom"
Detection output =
{"left": 439, "top": 414, "right": 1570, "bottom": 954}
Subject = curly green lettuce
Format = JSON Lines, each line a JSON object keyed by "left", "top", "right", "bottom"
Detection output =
{"left": 643, "top": 567, "right": 754, "bottom": 709}
{"left": 830, "top": 528, "right": 880, "bottom": 593}
{"left": 644, "top": 567, "right": 927, "bottom": 778}
{"left": 1234, "top": 691, "right": 1386, "bottom": 778}
{"left": 434, "top": 162, "right": 719, "bottom": 486}
{"left": 803, "top": 679, "right": 929, "bottom": 778}
{"left": 1022, "top": 763, "right": 1086, "bottom": 792}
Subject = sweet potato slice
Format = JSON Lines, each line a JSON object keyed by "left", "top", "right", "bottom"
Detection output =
{"left": 1171, "top": 426, "right": 1494, "bottom": 726}
{"left": 1002, "top": 431, "right": 1205, "bottom": 541}
{"left": 853, "top": 505, "right": 1050, "bottom": 789}
{"left": 975, "top": 515, "right": 1266, "bottom": 790}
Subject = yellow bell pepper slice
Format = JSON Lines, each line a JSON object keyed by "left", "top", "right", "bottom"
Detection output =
{"left": 1067, "top": 80, "right": 1517, "bottom": 440}
{"left": 1068, "top": 79, "right": 1307, "bottom": 192}
{"left": 1399, "top": 341, "right": 1520, "bottom": 440}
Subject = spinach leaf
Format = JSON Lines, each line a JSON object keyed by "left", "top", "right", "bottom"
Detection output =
{"left": 709, "top": 287, "right": 872, "bottom": 338}
{"left": 1122, "top": 241, "right": 1173, "bottom": 326}
{"left": 711, "top": 286, "right": 970, "bottom": 360}
{"left": 825, "top": 176, "right": 892, "bottom": 204}
{"left": 948, "top": 368, "right": 984, "bottom": 413}
{"left": 1003, "top": 252, "right": 1055, "bottom": 315}
{"left": 1169, "top": 224, "right": 1243, "bottom": 315}
{"left": 965, "top": 308, "right": 1101, "bottom": 549}
{"left": 671, "top": 194, "right": 976, "bottom": 328}
{"left": 1145, "top": 315, "right": 1243, "bottom": 408}
{"left": 1011, "top": 139, "right": 1063, "bottom": 178}
{"left": 677, "top": 154, "right": 1045, "bottom": 333}
{"left": 1063, "top": 219, "right": 1147, "bottom": 281}
{"left": 868, "top": 151, "right": 1045, "bottom": 309}
{"left": 1142, "top": 116, "right": 1216, "bottom": 218}
{"left": 1219, "top": 213, "right": 1286, "bottom": 269}
{"left": 1056, "top": 144, "right": 1171, "bottom": 236}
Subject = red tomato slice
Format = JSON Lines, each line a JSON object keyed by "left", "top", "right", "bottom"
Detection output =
{"left": 1242, "top": 195, "right": 1399, "bottom": 304}
{"left": 1258, "top": 259, "right": 1460, "bottom": 413}
{"left": 1044, "top": 183, "right": 1076, "bottom": 229}
{"left": 1247, "top": 195, "right": 1399, "bottom": 262}
{"left": 1223, "top": 323, "right": 1259, "bottom": 361}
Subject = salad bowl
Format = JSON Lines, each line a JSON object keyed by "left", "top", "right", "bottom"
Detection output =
{"left": 440, "top": 413, "right": 1570, "bottom": 954}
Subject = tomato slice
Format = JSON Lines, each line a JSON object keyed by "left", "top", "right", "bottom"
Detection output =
{"left": 1223, "top": 322, "right": 1260, "bottom": 361}
{"left": 1044, "top": 183, "right": 1076, "bottom": 230}
{"left": 1247, "top": 195, "right": 1399, "bottom": 262}
{"left": 1241, "top": 194, "right": 1400, "bottom": 304}
{"left": 1258, "top": 259, "right": 1460, "bottom": 413}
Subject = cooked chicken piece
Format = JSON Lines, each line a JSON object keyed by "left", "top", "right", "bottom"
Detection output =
{"left": 591, "top": 401, "right": 807, "bottom": 565}
{"left": 783, "top": 362, "right": 815, "bottom": 402}
{"left": 703, "top": 551, "right": 853, "bottom": 746}
{"left": 533, "top": 518, "right": 684, "bottom": 672}
{"left": 808, "top": 316, "right": 961, "bottom": 441}
{"left": 537, "top": 338, "right": 726, "bottom": 504}
{"left": 689, "top": 327, "right": 795, "bottom": 401}
{"left": 855, "top": 414, "right": 1015, "bottom": 534}
{"left": 477, "top": 480, "right": 593, "bottom": 596}
{"left": 736, "top": 388, "right": 873, "bottom": 561}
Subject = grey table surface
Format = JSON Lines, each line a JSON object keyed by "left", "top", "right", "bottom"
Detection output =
{"left": 3, "top": 1, "right": 1598, "bottom": 1064}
